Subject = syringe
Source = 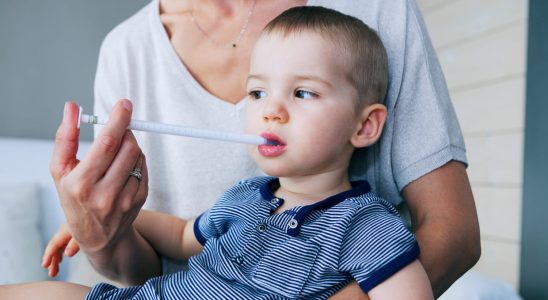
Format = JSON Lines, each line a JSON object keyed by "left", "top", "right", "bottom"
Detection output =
{"left": 78, "top": 107, "right": 268, "bottom": 145}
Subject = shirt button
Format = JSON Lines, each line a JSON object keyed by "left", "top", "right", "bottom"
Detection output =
{"left": 256, "top": 224, "right": 267, "bottom": 232}
{"left": 288, "top": 219, "right": 298, "bottom": 229}
{"left": 230, "top": 256, "right": 243, "bottom": 264}
{"left": 270, "top": 198, "right": 280, "bottom": 205}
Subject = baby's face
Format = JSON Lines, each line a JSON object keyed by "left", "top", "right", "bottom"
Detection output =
{"left": 245, "top": 31, "right": 361, "bottom": 178}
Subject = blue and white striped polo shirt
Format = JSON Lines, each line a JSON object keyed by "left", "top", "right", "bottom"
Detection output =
{"left": 86, "top": 176, "right": 419, "bottom": 300}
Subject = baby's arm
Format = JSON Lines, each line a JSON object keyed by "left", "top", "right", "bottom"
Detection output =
{"left": 368, "top": 259, "right": 433, "bottom": 300}
{"left": 333, "top": 201, "right": 432, "bottom": 300}
{"left": 134, "top": 210, "right": 203, "bottom": 261}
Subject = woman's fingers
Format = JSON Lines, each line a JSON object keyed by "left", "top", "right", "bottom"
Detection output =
{"left": 99, "top": 130, "right": 142, "bottom": 196}
{"left": 120, "top": 153, "right": 147, "bottom": 210}
{"left": 49, "top": 99, "right": 148, "bottom": 265}
{"left": 50, "top": 102, "right": 81, "bottom": 181}
{"left": 76, "top": 99, "right": 133, "bottom": 182}
{"left": 135, "top": 154, "right": 149, "bottom": 204}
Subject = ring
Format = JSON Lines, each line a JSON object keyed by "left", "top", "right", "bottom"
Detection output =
{"left": 129, "top": 168, "right": 142, "bottom": 181}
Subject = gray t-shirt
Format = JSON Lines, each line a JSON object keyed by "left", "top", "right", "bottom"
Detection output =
{"left": 94, "top": 0, "right": 467, "bottom": 220}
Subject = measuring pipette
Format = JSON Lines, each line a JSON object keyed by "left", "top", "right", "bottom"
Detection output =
{"left": 78, "top": 107, "right": 268, "bottom": 145}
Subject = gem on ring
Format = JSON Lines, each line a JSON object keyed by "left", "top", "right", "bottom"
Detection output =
{"left": 129, "top": 168, "right": 142, "bottom": 181}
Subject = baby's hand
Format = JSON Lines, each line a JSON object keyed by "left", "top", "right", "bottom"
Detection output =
{"left": 41, "top": 223, "right": 80, "bottom": 277}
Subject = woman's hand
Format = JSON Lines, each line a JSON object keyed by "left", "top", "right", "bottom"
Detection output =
{"left": 50, "top": 99, "right": 149, "bottom": 265}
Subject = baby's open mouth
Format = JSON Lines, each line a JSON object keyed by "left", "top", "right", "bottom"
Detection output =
{"left": 265, "top": 139, "right": 281, "bottom": 146}
{"left": 261, "top": 132, "right": 285, "bottom": 147}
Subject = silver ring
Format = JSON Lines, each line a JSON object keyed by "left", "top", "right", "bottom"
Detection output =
{"left": 129, "top": 168, "right": 142, "bottom": 181}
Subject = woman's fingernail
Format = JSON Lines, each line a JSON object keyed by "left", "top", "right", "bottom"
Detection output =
{"left": 63, "top": 102, "right": 69, "bottom": 122}
{"left": 122, "top": 99, "right": 133, "bottom": 112}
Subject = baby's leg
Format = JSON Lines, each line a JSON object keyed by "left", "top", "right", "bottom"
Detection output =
{"left": 0, "top": 281, "right": 90, "bottom": 299}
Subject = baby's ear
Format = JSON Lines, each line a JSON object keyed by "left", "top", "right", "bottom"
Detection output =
{"left": 350, "top": 103, "right": 387, "bottom": 148}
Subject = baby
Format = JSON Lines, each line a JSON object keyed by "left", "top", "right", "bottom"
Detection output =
{"left": 1, "top": 6, "right": 432, "bottom": 300}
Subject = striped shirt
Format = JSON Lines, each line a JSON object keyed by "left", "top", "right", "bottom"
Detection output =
{"left": 86, "top": 177, "right": 419, "bottom": 300}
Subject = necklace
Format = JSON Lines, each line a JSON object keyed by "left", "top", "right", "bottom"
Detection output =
{"left": 190, "top": 0, "right": 257, "bottom": 49}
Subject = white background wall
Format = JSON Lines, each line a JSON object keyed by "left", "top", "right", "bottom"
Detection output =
{"left": 416, "top": 0, "right": 528, "bottom": 288}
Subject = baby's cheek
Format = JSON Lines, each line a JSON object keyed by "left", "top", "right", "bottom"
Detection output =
{"left": 244, "top": 106, "right": 262, "bottom": 133}
{"left": 298, "top": 139, "right": 324, "bottom": 159}
{"left": 243, "top": 116, "right": 257, "bottom": 134}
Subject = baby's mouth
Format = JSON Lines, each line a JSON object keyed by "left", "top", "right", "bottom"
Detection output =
{"left": 261, "top": 132, "right": 285, "bottom": 147}
{"left": 265, "top": 139, "right": 281, "bottom": 146}
{"left": 258, "top": 133, "right": 286, "bottom": 157}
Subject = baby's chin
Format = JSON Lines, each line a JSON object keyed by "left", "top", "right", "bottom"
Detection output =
{"left": 252, "top": 160, "right": 290, "bottom": 178}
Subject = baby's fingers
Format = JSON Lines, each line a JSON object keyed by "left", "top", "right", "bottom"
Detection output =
{"left": 42, "top": 226, "right": 73, "bottom": 267}
{"left": 47, "top": 253, "right": 62, "bottom": 277}
{"left": 64, "top": 238, "right": 80, "bottom": 257}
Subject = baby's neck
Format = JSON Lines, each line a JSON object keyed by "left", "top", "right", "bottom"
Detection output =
{"left": 274, "top": 172, "right": 352, "bottom": 209}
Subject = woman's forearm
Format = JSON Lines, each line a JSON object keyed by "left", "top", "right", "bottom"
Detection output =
{"left": 403, "top": 161, "right": 481, "bottom": 297}
{"left": 84, "top": 227, "right": 162, "bottom": 286}
{"left": 413, "top": 215, "right": 479, "bottom": 296}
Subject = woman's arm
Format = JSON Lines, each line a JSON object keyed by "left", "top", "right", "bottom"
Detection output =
{"left": 329, "top": 162, "right": 480, "bottom": 299}
{"left": 404, "top": 160, "right": 481, "bottom": 297}
{"left": 85, "top": 226, "right": 162, "bottom": 286}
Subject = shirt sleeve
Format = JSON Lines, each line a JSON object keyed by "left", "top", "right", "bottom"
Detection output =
{"left": 193, "top": 209, "right": 219, "bottom": 246}
{"left": 388, "top": 0, "right": 467, "bottom": 191}
{"left": 338, "top": 201, "right": 420, "bottom": 293}
{"left": 348, "top": 0, "right": 468, "bottom": 205}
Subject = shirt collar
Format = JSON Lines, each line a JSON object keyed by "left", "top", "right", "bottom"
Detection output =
{"left": 259, "top": 177, "right": 371, "bottom": 236}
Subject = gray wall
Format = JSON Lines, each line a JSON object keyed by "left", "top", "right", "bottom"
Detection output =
{"left": 0, "top": 0, "right": 149, "bottom": 141}
{"left": 520, "top": 0, "right": 548, "bottom": 298}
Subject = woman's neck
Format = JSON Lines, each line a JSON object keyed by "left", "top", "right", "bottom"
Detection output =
{"left": 158, "top": 0, "right": 309, "bottom": 104}
{"left": 160, "top": 0, "right": 255, "bottom": 16}
{"left": 191, "top": 0, "right": 251, "bottom": 17}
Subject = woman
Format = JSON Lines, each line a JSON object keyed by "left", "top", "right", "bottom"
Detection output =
{"left": 50, "top": 0, "right": 480, "bottom": 298}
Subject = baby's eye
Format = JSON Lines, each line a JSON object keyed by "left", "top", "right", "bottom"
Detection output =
{"left": 248, "top": 90, "right": 267, "bottom": 100}
{"left": 295, "top": 89, "right": 318, "bottom": 100}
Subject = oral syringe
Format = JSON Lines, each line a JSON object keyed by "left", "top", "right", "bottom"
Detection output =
{"left": 78, "top": 107, "right": 268, "bottom": 145}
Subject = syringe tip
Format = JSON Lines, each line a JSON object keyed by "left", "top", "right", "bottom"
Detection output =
{"left": 77, "top": 106, "right": 83, "bottom": 129}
